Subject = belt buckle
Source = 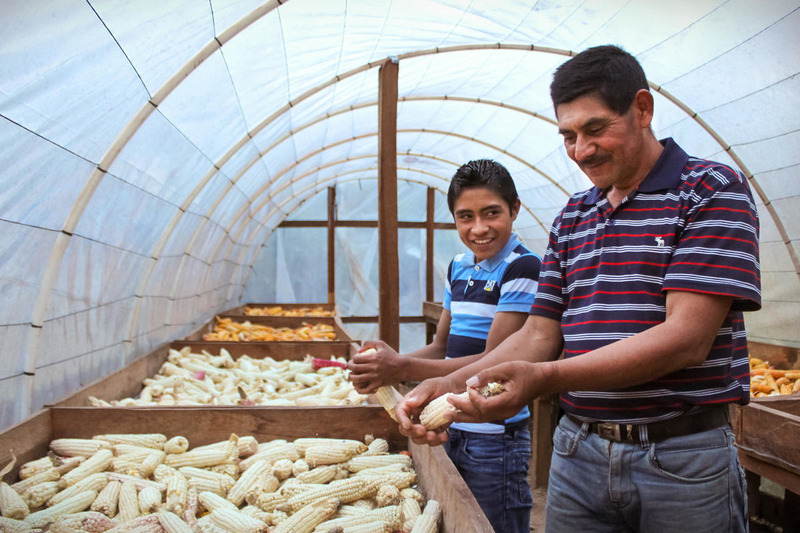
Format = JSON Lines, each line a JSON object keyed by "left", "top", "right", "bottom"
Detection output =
{"left": 597, "top": 423, "right": 621, "bottom": 442}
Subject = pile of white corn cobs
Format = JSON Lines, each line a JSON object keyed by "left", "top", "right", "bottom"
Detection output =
{"left": 88, "top": 349, "right": 367, "bottom": 408}
{"left": 0, "top": 433, "right": 441, "bottom": 533}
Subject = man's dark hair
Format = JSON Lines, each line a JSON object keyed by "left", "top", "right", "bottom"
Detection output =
{"left": 550, "top": 45, "right": 649, "bottom": 115}
{"left": 447, "top": 159, "right": 518, "bottom": 214}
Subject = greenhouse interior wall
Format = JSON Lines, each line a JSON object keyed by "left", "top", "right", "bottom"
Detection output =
{"left": 1, "top": 0, "right": 799, "bottom": 446}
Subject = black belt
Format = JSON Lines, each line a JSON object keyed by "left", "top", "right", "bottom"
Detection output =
{"left": 566, "top": 406, "right": 729, "bottom": 444}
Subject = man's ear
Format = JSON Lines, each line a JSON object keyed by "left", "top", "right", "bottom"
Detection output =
{"left": 632, "top": 89, "right": 655, "bottom": 128}
{"left": 510, "top": 198, "right": 521, "bottom": 221}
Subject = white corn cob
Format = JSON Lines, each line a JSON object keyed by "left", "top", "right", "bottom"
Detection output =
{"left": 112, "top": 445, "right": 158, "bottom": 458}
{"left": 226, "top": 460, "right": 270, "bottom": 507}
{"left": 60, "top": 450, "right": 113, "bottom": 489}
{"left": 375, "top": 485, "right": 401, "bottom": 508}
{"left": 206, "top": 464, "right": 238, "bottom": 479}
{"left": 192, "top": 516, "right": 227, "bottom": 533}
{"left": 49, "top": 511, "right": 116, "bottom": 533}
{"left": 347, "top": 455, "right": 412, "bottom": 473}
{"left": 117, "top": 481, "right": 140, "bottom": 523}
{"left": 11, "top": 469, "right": 60, "bottom": 495}
{"left": 17, "top": 457, "right": 54, "bottom": 480}
{"left": 305, "top": 447, "right": 358, "bottom": 467}
{"left": 401, "top": 498, "right": 421, "bottom": 532}
{"left": 104, "top": 514, "right": 161, "bottom": 533}
{"left": 21, "top": 481, "right": 60, "bottom": 509}
{"left": 351, "top": 499, "right": 376, "bottom": 511}
{"left": 247, "top": 491, "right": 287, "bottom": 513}
{"left": 316, "top": 505, "right": 402, "bottom": 532}
{"left": 162, "top": 438, "right": 189, "bottom": 455}
{"left": 362, "top": 439, "right": 389, "bottom": 457}
{"left": 352, "top": 464, "right": 409, "bottom": 477}
{"left": 252, "top": 473, "right": 279, "bottom": 496}
{"left": 94, "top": 435, "right": 167, "bottom": 450}
{"left": 0, "top": 516, "right": 40, "bottom": 532}
{"left": 240, "top": 444, "right": 298, "bottom": 471}
{"left": 374, "top": 386, "right": 400, "bottom": 422}
{"left": 272, "top": 498, "right": 339, "bottom": 533}
{"left": 138, "top": 486, "right": 162, "bottom": 514}
{"left": 280, "top": 478, "right": 379, "bottom": 513}
{"left": 324, "top": 521, "right": 393, "bottom": 533}
{"left": 279, "top": 481, "right": 322, "bottom": 498}
{"left": 49, "top": 472, "right": 108, "bottom": 506}
{"left": 292, "top": 459, "right": 310, "bottom": 477}
{"left": 359, "top": 472, "right": 417, "bottom": 490}
{"left": 1, "top": 482, "right": 30, "bottom": 519}
{"left": 239, "top": 505, "right": 271, "bottom": 524}
{"left": 399, "top": 489, "right": 423, "bottom": 504}
{"left": 92, "top": 480, "right": 122, "bottom": 518}
{"left": 296, "top": 465, "right": 340, "bottom": 485}
{"left": 50, "top": 439, "right": 112, "bottom": 457}
{"left": 409, "top": 500, "right": 440, "bottom": 533}
{"left": 334, "top": 504, "right": 369, "bottom": 518}
{"left": 197, "top": 491, "right": 237, "bottom": 513}
{"left": 163, "top": 449, "right": 228, "bottom": 470}
{"left": 106, "top": 474, "right": 166, "bottom": 493}
{"left": 208, "top": 507, "right": 268, "bottom": 533}
{"left": 157, "top": 511, "right": 192, "bottom": 533}
{"left": 294, "top": 439, "right": 366, "bottom": 456}
{"left": 418, "top": 393, "right": 463, "bottom": 430}
{"left": 270, "top": 459, "right": 294, "bottom": 481}
{"left": 25, "top": 490, "right": 97, "bottom": 529}
{"left": 139, "top": 451, "right": 167, "bottom": 479}
{"left": 182, "top": 487, "right": 197, "bottom": 527}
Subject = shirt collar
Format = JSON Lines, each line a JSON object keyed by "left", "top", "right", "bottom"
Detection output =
{"left": 582, "top": 138, "right": 689, "bottom": 205}
{"left": 461, "top": 232, "right": 521, "bottom": 272}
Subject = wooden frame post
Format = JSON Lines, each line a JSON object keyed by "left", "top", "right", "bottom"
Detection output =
{"left": 426, "top": 187, "right": 436, "bottom": 344}
{"left": 378, "top": 58, "right": 400, "bottom": 350}
{"left": 327, "top": 186, "right": 336, "bottom": 305}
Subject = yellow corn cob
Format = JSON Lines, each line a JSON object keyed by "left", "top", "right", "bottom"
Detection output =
{"left": 117, "top": 480, "right": 140, "bottom": 523}
{"left": 49, "top": 511, "right": 116, "bottom": 533}
{"left": 93, "top": 435, "right": 167, "bottom": 450}
{"left": 352, "top": 464, "right": 409, "bottom": 477}
{"left": 410, "top": 500, "right": 440, "bottom": 533}
{"left": 50, "top": 439, "right": 112, "bottom": 458}
{"left": 226, "top": 460, "right": 270, "bottom": 507}
{"left": 48, "top": 472, "right": 108, "bottom": 506}
{"left": 363, "top": 439, "right": 389, "bottom": 456}
{"left": 296, "top": 465, "right": 340, "bottom": 485}
{"left": 138, "top": 486, "right": 162, "bottom": 514}
{"left": 106, "top": 473, "right": 166, "bottom": 493}
{"left": 401, "top": 498, "right": 421, "bottom": 532}
{"left": 208, "top": 507, "right": 269, "bottom": 533}
{"left": 157, "top": 511, "right": 192, "bottom": 533}
{"left": 91, "top": 480, "right": 121, "bottom": 518}
{"left": 24, "top": 490, "right": 97, "bottom": 529}
{"left": 0, "top": 482, "right": 30, "bottom": 519}
{"left": 21, "top": 481, "right": 60, "bottom": 509}
{"left": 197, "top": 491, "right": 237, "bottom": 513}
{"left": 280, "top": 478, "right": 380, "bottom": 513}
{"left": 374, "top": 386, "right": 400, "bottom": 422}
{"left": 294, "top": 439, "right": 367, "bottom": 456}
{"left": 273, "top": 498, "right": 339, "bottom": 533}
{"left": 347, "top": 455, "right": 412, "bottom": 473}
{"left": 270, "top": 459, "right": 294, "bottom": 480}
{"left": 11, "top": 469, "right": 60, "bottom": 495}
{"left": 0, "top": 516, "right": 39, "bottom": 532}
{"left": 163, "top": 437, "right": 189, "bottom": 455}
{"left": 375, "top": 485, "right": 400, "bottom": 508}
{"left": 315, "top": 505, "right": 401, "bottom": 532}
{"left": 60, "top": 450, "right": 113, "bottom": 489}
{"left": 305, "top": 447, "right": 358, "bottom": 467}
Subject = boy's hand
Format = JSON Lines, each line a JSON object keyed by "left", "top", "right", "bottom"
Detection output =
{"left": 449, "top": 361, "right": 545, "bottom": 423}
{"left": 396, "top": 377, "right": 460, "bottom": 447}
{"left": 347, "top": 340, "right": 406, "bottom": 394}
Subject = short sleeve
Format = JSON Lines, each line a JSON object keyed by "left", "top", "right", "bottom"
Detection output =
{"left": 497, "top": 253, "right": 541, "bottom": 313}
{"left": 529, "top": 211, "right": 567, "bottom": 321}
{"left": 442, "top": 259, "right": 454, "bottom": 311}
{"left": 663, "top": 170, "right": 761, "bottom": 311}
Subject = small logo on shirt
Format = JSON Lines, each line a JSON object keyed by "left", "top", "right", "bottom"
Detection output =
{"left": 655, "top": 237, "right": 665, "bottom": 248}
{"left": 484, "top": 280, "right": 497, "bottom": 292}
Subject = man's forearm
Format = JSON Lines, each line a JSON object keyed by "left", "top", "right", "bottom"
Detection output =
{"left": 399, "top": 353, "right": 484, "bottom": 382}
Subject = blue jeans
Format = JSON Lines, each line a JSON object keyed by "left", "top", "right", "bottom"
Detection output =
{"left": 546, "top": 415, "right": 748, "bottom": 532}
{"left": 445, "top": 426, "right": 532, "bottom": 533}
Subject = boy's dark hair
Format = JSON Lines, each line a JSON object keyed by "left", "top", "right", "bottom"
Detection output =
{"left": 550, "top": 45, "right": 649, "bottom": 115}
{"left": 447, "top": 159, "right": 518, "bottom": 214}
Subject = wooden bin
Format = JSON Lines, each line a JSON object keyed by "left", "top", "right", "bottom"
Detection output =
{"left": 0, "top": 406, "right": 493, "bottom": 532}
{"left": 185, "top": 314, "right": 356, "bottom": 344}
{"left": 223, "top": 302, "right": 336, "bottom": 317}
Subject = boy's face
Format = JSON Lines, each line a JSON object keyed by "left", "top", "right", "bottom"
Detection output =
{"left": 453, "top": 187, "right": 520, "bottom": 263}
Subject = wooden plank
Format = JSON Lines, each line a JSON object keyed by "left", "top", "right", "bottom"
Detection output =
{"left": 738, "top": 452, "right": 800, "bottom": 495}
{"left": 738, "top": 403, "right": 800, "bottom": 477}
{"left": 0, "top": 410, "right": 52, "bottom": 482}
{"left": 749, "top": 340, "right": 799, "bottom": 369}
{"left": 328, "top": 186, "right": 336, "bottom": 305}
{"left": 341, "top": 316, "right": 425, "bottom": 324}
{"left": 53, "top": 346, "right": 170, "bottom": 407}
{"left": 423, "top": 301, "right": 444, "bottom": 324}
{"left": 426, "top": 187, "right": 436, "bottom": 345}
{"left": 410, "top": 441, "right": 494, "bottom": 532}
{"left": 378, "top": 58, "right": 400, "bottom": 351}
{"left": 169, "top": 340, "right": 357, "bottom": 360}
{"left": 184, "top": 315, "right": 353, "bottom": 343}
{"left": 530, "top": 397, "right": 554, "bottom": 489}
{"left": 223, "top": 302, "right": 336, "bottom": 316}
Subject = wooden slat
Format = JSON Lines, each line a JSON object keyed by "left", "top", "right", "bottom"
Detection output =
{"left": 223, "top": 302, "right": 336, "bottom": 315}
{"left": 426, "top": 187, "right": 436, "bottom": 345}
{"left": 0, "top": 410, "right": 52, "bottom": 482}
{"left": 341, "top": 316, "right": 425, "bottom": 324}
{"left": 169, "top": 341, "right": 357, "bottom": 360}
{"left": 423, "top": 301, "right": 444, "bottom": 324}
{"left": 378, "top": 58, "right": 400, "bottom": 351}
{"left": 738, "top": 452, "right": 800, "bottom": 495}
{"left": 328, "top": 186, "right": 336, "bottom": 305}
{"left": 530, "top": 397, "right": 554, "bottom": 489}
{"left": 749, "top": 340, "right": 799, "bottom": 369}
{"left": 738, "top": 403, "right": 800, "bottom": 477}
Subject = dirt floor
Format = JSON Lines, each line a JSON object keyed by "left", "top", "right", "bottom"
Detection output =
{"left": 530, "top": 487, "right": 547, "bottom": 532}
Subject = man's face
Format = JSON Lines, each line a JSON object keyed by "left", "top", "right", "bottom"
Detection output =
{"left": 453, "top": 187, "right": 519, "bottom": 263}
{"left": 556, "top": 93, "right": 645, "bottom": 191}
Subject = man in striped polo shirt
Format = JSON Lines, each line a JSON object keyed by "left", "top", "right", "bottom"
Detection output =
{"left": 399, "top": 46, "right": 760, "bottom": 532}
{"left": 348, "top": 159, "right": 541, "bottom": 533}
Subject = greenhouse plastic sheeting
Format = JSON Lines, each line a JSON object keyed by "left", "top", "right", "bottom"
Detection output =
{"left": 1, "top": 0, "right": 799, "bottom": 430}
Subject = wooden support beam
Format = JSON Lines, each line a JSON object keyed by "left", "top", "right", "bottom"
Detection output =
{"left": 378, "top": 57, "right": 400, "bottom": 350}
{"left": 328, "top": 186, "right": 336, "bottom": 305}
{"left": 426, "top": 187, "right": 436, "bottom": 344}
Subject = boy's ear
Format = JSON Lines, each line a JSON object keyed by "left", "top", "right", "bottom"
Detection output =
{"left": 510, "top": 198, "right": 521, "bottom": 220}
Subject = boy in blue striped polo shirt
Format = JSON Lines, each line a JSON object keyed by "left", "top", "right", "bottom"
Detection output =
{"left": 348, "top": 159, "right": 541, "bottom": 533}
{"left": 399, "top": 46, "right": 759, "bottom": 533}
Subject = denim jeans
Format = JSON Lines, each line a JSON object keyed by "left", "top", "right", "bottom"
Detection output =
{"left": 445, "top": 426, "right": 533, "bottom": 533}
{"left": 546, "top": 414, "right": 748, "bottom": 533}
